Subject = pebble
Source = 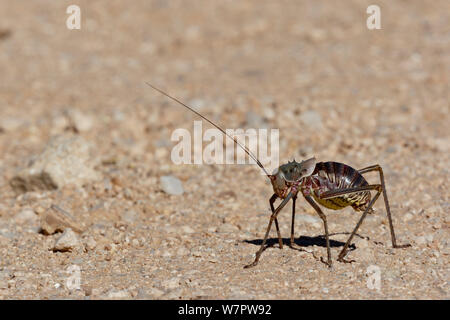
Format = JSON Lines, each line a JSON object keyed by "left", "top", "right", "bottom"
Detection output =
{"left": 0, "top": 270, "right": 12, "bottom": 289}
{"left": 162, "top": 277, "right": 180, "bottom": 290}
{"left": 403, "top": 213, "right": 414, "bottom": 222}
{"left": 245, "top": 111, "right": 268, "bottom": 128}
{"left": 105, "top": 289, "right": 131, "bottom": 299}
{"left": 14, "top": 208, "right": 38, "bottom": 224}
{"left": 415, "top": 235, "right": 433, "bottom": 245}
{"left": 191, "top": 250, "right": 203, "bottom": 257}
{"left": 217, "top": 223, "right": 239, "bottom": 233}
{"left": 160, "top": 176, "right": 184, "bottom": 195}
{"left": 300, "top": 110, "right": 323, "bottom": 128}
{"left": 177, "top": 247, "right": 189, "bottom": 256}
{"left": 121, "top": 210, "right": 138, "bottom": 224}
{"left": 181, "top": 226, "right": 195, "bottom": 234}
{"left": 40, "top": 205, "right": 82, "bottom": 235}
{"left": 0, "top": 116, "right": 27, "bottom": 131}
{"left": 67, "top": 109, "right": 94, "bottom": 132}
{"left": 163, "top": 288, "right": 183, "bottom": 299}
{"left": 84, "top": 237, "right": 97, "bottom": 251}
{"left": 147, "top": 287, "right": 165, "bottom": 298}
{"left": 358, "top": 238, "right": 370, "bottom": 248}
{"left": 10, "top": 135, "right": 101, "bottom": 193}
{"left": 53, "top": 228, "right": 81, "bottom": 252}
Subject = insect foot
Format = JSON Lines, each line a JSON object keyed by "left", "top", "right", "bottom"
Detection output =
{"left": 393, "top": 243, "right": 411, "bottom": 249}
{"left": 320, "top": 256, "right": 333, "bottom": 268}
{"left": 337, "top": 255, "right": 356, "bottom": 264}
{"left": 243, "top": 261, "right": 258, "bottom": 269}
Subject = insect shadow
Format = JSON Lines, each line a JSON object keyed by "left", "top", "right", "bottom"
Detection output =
{"left": 244, "top": 232, "right": 364, "bottom": 251}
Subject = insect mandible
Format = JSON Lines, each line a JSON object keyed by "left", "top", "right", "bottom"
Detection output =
{"left": 147, "top": 83, "right": 411, "bottom": 268}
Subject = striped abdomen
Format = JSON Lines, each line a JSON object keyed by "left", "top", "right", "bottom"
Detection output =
{"left": 311, "top": 162, "right": 371, "bottom": 211}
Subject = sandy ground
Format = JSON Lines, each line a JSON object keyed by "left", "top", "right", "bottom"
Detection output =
{"left": 0, "top": 1, "right": 448, "bottom": 299}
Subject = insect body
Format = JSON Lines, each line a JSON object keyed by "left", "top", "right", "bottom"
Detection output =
{"left": 309, "top": 161, "right": 371, "bottom": 212}
{"left": 147, "top": 83, "right": 411, "bottom": 268}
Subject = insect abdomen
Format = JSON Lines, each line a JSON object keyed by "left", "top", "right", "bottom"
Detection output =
{"left": 312, "top": 162, "right": 371, "bottom": 211}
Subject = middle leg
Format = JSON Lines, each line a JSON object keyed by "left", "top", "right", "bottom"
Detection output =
{"left": 290, "top": 195, "right": 297, "bottom": 247}
{"left": 303, "top": 195, "right": 332, "bottom": 267}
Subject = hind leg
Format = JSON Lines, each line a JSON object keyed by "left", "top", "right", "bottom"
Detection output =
{"left": 320, "top": 184, "right": 382, "bottom": 262}
{"left": 358, "top": 165, "right": 411, "bottom": 249}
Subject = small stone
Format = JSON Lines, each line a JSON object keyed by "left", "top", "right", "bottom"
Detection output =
{"left": 105, "top": 289, "right": 131, "bottom": 299}
{"left": 53, "top": 228, "right": 81, "bottom": 252}
{"left": 14, "top": 208, "right": 38, "bottom": 224}
{"left": 112, "top": 231, "right": 124, "bottom": 244}
{"left": 84, "top": 237, "right": 97, "bottom": 251}
{"left": 245, "top": 111, "right": 267, "bottom": 128}
{"left": 358, "top": 239, "right": 370, "bottom": 248}
{"left": 40, "top": 205, "right": 82, "bottom": 235}
{"left": 0, "top": 116, "right": 27, "bottom": 131}
{"left": 0, "top": 270, "right": 12, "bottom": 289}
{"left": 10, "top": 135, "right": 101, "bottom": 193}
{"left": 163, "top": 288, "right": 183, "bottom": 299}
{"left": 300, "top": 110, "right": 322, "bottom": 128}
{"left": 160, "top": 175, "right": 184, "bottom": 195}
{"left": 104, "top": 243, "right": 116, "bottom": 252}
{"left": 155, "top": 148, "right": 168, "bottom": 159}
{"left": 403, "top": 213, "right": 414, "bottom": 222}
{"left": 191, "top": 250, "right": 203, "bottom": 257}
{"left": 177, "top": 247, "right": 189, "bottom": 256}
{"left": 415, "top": 236, "right": 427, "bottom": 245}
{"left": 217, "top": 223, "right": 239, "bottom": 233}
{"left": 162, "top": 277, "right": 180, "bottom": 290}
{"left": 121, "top": 209, "right": 138, "bottom": 223}
{"left": 181, "top": 226, "right": 195, "bottom": 234}
{"left": 68, "top": 109, "right": 94, "bottom": 132}
{"left": 147, "top": 287, "right": 165, "bottom": 298}
{"left": 82, "top": 285, "right": 93, "bottom": 296}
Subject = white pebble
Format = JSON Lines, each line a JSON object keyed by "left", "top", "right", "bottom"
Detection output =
{"left": 53, "top": 228, "right": 80, "bottom": 252}
{"left": 14, "top": 209, "right": 38, "bottom": 224}
{"left": 160, "top": 176, "right": 184, "bottom": 195}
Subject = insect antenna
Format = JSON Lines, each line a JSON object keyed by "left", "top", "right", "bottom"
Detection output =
{"left": 146, "top": 82, "right": 271, "bottom": 177}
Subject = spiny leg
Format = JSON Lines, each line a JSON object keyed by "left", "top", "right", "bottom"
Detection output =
{"left": 270, "top": 194, "right": 284, "bottom": 249}
{"left": 303, "top": 195, "right": 332, "bottom": 267}
{"left": 320, "top": 184, "right": 382, "bottom": 262}
{"left": 244, "top": 192, "right": 293, "bottom": 269}
{"left": 358, "top": 165, "right": 411, "bottom": 249}
{"left": 290, "top": 195, "right": 297, "bottom": 247}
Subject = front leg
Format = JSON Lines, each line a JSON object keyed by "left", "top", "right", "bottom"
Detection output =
{"left": 270, "top": 194, "right": 284, "bottom": 249}
{"left": 244, "top": 192, "right": 294, "bottom": 268}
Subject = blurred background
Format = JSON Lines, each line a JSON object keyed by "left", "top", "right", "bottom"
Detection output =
{"left": 0, "top": 0, "right": 448, "bottom": 299}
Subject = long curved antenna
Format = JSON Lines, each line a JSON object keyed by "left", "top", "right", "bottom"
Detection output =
{"left": 146, "top": 82, "right": 271, "bottom": 177}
